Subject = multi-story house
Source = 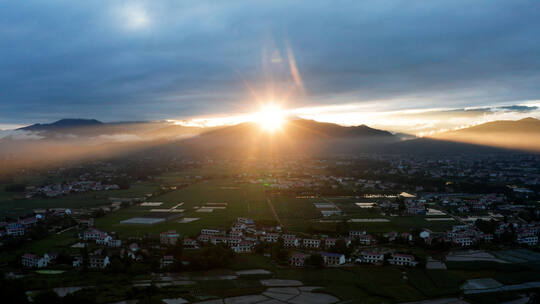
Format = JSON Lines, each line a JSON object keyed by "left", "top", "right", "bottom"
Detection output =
{"left": 358, "top": 234, "right": 375, "bottom": 245}
{"left": 7, "top": 223, "right": 25, "bottom": 236}
{"left": 349, "top": 230, "right": 366, "bottom": 238}
{"left": 160, "top": 255, "right": 175, "bottom": 269}
{"left": 283, "top": 234, "right": 300, "bottom": 247}
{"left": 389, "top": 253, "right": 417, "bottom": 266}
{"left": 237, "top": 218, "right": 255, "bottom": 226}
{"left": 89, "top": 255, "right": 110, "bottom": 269}
{"left": 200, "top": 229, "right": 224, "bottom": 236}
{"left": 290, "top": 253, "right": 309, "bottom": 267}
{"left": 83, "top": 228, "right": 108, "bottom": 241}
{"left": 359, "top": 251, "right": 384, "bottom": 264}
{"left": 324, "top": 238, "right": 337, "bottom": 248}
{"left": 232, "top": 241, "right": 255, "bottom": 253}
{"left": 453, "top": 234, "right": 473, "bottom": 247}
{"left": 261, "top": 233, "right": 280, "bottom": 243}
{"left": 183, "top": 238, "right": 199, "bottom": 249}
{"left": 319, "top": 252, "right": 346, "bottom": 265}
{"left": 209, "top": 236, "right": 229, "bottom": 245}
{"left": 302, "top": 238, "right": 321, "bottom": 248}
{"left": 160, "top": 230, "right": 180, "bottom": 245}
{"left": 517, "top": 229, "right": 538, "bottom": 246}
{"left": 21, "top": 253, "right": 49, "bottom": 268}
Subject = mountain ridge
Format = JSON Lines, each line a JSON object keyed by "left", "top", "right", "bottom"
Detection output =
{"left": 422, "top": 117, "right": 540, "bottom": 153}
{"left": 19, "top": 118, "right": 103, "bottom": 131}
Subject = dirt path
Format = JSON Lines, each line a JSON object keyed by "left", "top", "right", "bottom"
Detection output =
{"left": 266, "top": 197, "right": 282, "bottom": 226}
{"left": 244, "top": 190, "right": 250, "bottom": 214}
{"left": 322, "top": 197, "right": 342, "bottom": 212}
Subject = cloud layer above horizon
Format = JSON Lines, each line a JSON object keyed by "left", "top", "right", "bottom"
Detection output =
{"left": 1, "top": 0, "right": 540, "bottom": 128}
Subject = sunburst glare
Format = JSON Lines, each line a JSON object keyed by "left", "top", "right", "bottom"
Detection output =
{"left": 253, "top": 104, "right": 286, "bottom": 132}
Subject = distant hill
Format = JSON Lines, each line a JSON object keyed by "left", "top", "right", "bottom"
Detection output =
{"left": 391, "top": 137, "right": 512, "bottom": 156}
{"left": 429, "top": 117, "right": 540, "bottom": 152}
{"left": 19, "top": 119, "right": 103, "bottom": 131}
{"left": 178, "top": 118, "right": 399, "bottom": 157}
{"left": 15, "top": 119, "right": 204, "bottom": 140}
{"left": 200, "top": 118, "right": 394, "bottom": 139}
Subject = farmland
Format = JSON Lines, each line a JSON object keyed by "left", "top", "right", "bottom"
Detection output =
{"left": 90, "top": 168, "right": 458, "bottom": 237}
{"left": 0, "top": 182, "right": 157, "bottom": 216}
{"left": 94, "top": 180, "right": 274, "bottom": 237}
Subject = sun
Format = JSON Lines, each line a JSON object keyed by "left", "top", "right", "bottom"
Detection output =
{"left": 254, "top": 104, "right": 286, "bottom": 132}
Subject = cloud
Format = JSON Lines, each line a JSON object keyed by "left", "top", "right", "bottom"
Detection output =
{"left": 0, "top": 1, "right": 540, "bottom": 125}
{"left": 96, "top": 134, "right": 143, "bottom": 142}
{"left": 497, "top": 105, "right": 538, "bottom": 112}
{"left": 0, "top": 130, "right": 44, "bottom": 140}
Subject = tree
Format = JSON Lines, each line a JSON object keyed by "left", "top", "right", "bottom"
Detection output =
{"left": 33, "top": 290, "right": 61, "bottom": 304}
{"left": 107, "top": 256, "right": 125, "bottom": 274}
{"left": 92, "top": 209, "right": 106, "bottom": 218}
{"left": 5, "top": 183, "right": 26, "bottom": 192}
{"left": 336, "top": 221, "right": 350, "bottom": 235}
{"left": 188, "top": 245, "right": 233, "bottom": 270}
{"left": 475, "top": 219, "right": 497, "bottom": 234}
{"left": 63, "top": 290, "right": 96, "bottom": 304}
{"left": 81, "top": 246, "right": 89, "bottom": 271}
{"left": 169, "top": 239, "right": 184, "bottom": 257}
{"left": 330, "top": 239, "right": 349, "bottom": 255}
{"left": 398, "top": 199, "right": 406, "bottom": 215}
{"left": 254, "top": 242, "right": 269, "bottom": 254}
{"left": 0, "top": 275, "right": 28, "bottom": 304}
{"left": 305, "top": 253, "right": 324, "bottom": 268}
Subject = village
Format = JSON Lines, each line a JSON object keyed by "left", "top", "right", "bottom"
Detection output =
{"left": 1, "top": 154, "right": 539, "bottom": 303}
{"left": 5, "top": 207, "right": 539, "bottom": 271}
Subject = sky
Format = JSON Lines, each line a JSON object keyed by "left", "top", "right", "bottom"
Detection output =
{"left": 1, "top": 0, "right": 540, "bottom": 134}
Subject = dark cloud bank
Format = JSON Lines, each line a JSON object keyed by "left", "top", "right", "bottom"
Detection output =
{"left": 1, "top": 0, "right": 540, "bottom": 125}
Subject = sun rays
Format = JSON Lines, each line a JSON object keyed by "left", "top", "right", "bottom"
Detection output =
{"left": 252, "top": 104, "right": 287, "bottom": 132}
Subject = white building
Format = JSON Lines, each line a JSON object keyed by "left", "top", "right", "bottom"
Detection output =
{"left": 517, "top": 233, "right": 538, "bottom": 246}
{"left": 290, "top": 253, "right": 309, "bottom": 267}
{"left": 389, "top": 253, "right": 417, "bottom": 266}
{"left": 7, "top": 223, "right": 25, "bottom": 236}
{"left": 200, "top": 229, "right": 224, "bottom": 236}
{"left": 319, "top": 252, "right": 346, "bottom": 265}
{"left": 89, "top": 255, "right": 110, "bottom": 269}
{"left": 261, "top": 233, "right": 280, "bottom": 243}
{"left": 302, "top": 238, "right": 321, "bottom": 248}
{"left": 359, "top": 251, "right": 384, "bottom": 264}
{"left": 233, "top": 241, "right": 255, "bottom": 253}
{"left": 283, "top": 234, "right": 300, "bottom": 247}
{"left": 21, "top": 253, "right": 49, "bottom": 268}
{"left": 349, "top": 230, "right": 366, "bottom": 238}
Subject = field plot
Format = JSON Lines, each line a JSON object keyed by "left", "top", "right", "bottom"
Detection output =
{"left": 140, "top": 202, "right": 163, "bottom": 207}
{"left": 324, "top": 196, "right": 382, "bottom": 217}
{"left": 426, "top": 208, "right": 447, "bottom": 216}
{"left": 0, "top": 230, "right": 79, "bottom": 263}
{"left": 349, "top": 218, "right": 390, "bottom": 223}
{"left": 461, "top": 278, "right": 503, "bottom": 291}
{"left": 271, "top": 197, "right": 320, "bottom": 232}
{"left": 447, "top": 251, "right": 509, "bottom": 264}
{"left": 356, "top": 202, "right": 376, "bottom": 208}
{"left": 491, "top": 249, "right": 540, "bottom": 264}
{"left": 120, "top": 217, "right": 165, "bottom": 224}
{"left": 178, "top": 218, "right": 199, "bottom": 223}
{"left": 0, "top": 183, "right": 156, "bottom": 216}
{"left": 313, "top": 200, "right": 342, "bottom": 217}
{"left": 310, "top": 215, "right": 455, "bottom": 234}
{"left": 270, "top": 195, "right": 456, "bottom": 234}
{"left": 95, "top": 180, "right": 274, "bottom": 237}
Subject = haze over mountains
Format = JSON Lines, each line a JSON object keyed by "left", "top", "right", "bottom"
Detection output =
{"left": 10, "top": 117, "right": 397, "bottom": 142}
{"left": 176, "top": 119, "right": 399, "bottom": 157}
{"left": 15, "top": 119, "right": 205, "bottom": 141}
{"left": 429, "top": 117, "right": 540, "bottom": 152}
{"left": 1, "top": 117, "right": 539, "bottom": 172}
